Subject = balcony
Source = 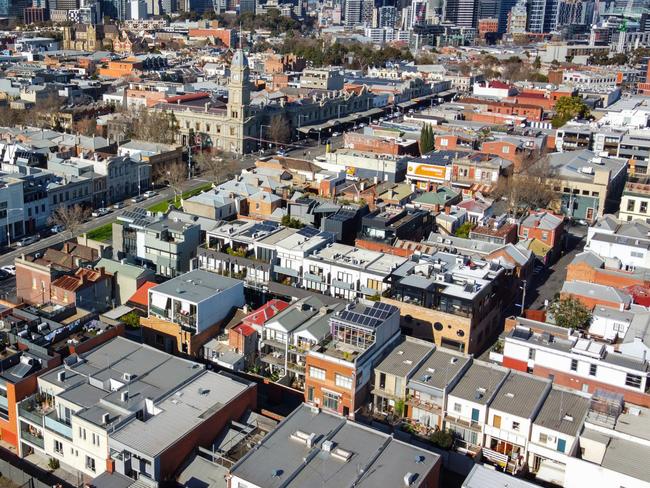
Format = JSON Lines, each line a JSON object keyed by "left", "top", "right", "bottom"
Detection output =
{"left": 20, "top": 426, "right": 44, "bottom": 449}
{"left": 407, "top": 397, "right": 443, "bottom": 414}
{"left": 445, "top": 413, "right": 483, "bottom": 432}
{"left": 304, "top": 272, "right": 325, "bottom": 283}
{"left": 149, "top": 305, "right": 169, "bottom": 319}
{"left": 175, "top": 312, "right": 197, "bottom": 330}
{"left": 44, "top": 411, "right": 72, "bottom": 440}
{"left": 18, "top": 394, "right": 54, "bottom": 426}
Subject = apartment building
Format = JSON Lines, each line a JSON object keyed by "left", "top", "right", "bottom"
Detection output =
{"left": 357, "top": 207, "right": 434, "bottom": 247}
{"left": 145, "top": 269, "right": 245, "bottom": 356}
{"left": 304, "top": 301, "right": 400, "bottom": 418}
{"left": 585, "top": 215, "right": 650, "bottom": 270}
{"left": 17, "top": 337, "right": 256, "bottom": 482}
{"left": 620, "top": 176, "right": 650, "bottom": 223}
{"left": 113, "top": 208, "right": 201, "bottom": 278}
{"left": 0, "top": 344, "right": 61, "bottom": 452}
{"left": 50, "top": 267, "right": 114, "bottom": 313}
{"left": 371, "top": 336, "right": 435, "bottom": 416}
{"left": 545, "top": 150, "right": 627, "bottom": 223}
{"left": 258, "top": 297, "right": 344, "bottom": 389}
{"left": 383, "top": 251, "right": 506, "bottom": 354}
{"left": 302, "top": 243, "right": 407, "bottom": 299}
{"left": 273, "top": 227, "right": 335, "bottom": 286}
{"left": 501, "top": 319, "right": 650, "bottom": 407}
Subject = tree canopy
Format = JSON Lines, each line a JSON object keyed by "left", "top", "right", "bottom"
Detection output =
{"left": 419, "top": 124, "right": 435, "bottom": 155}
{"left": 552, "top": 96, "right": 591, "bottom": 128}
{"left": 548, "top": 297, "right": 592, "bottom": 330}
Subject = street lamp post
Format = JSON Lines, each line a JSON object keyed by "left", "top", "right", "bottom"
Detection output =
{"left": 5, "top": 208, "right": 22, "bottom": 247}
{"left": 260, "top": 124, "right": 271, "bottom": 154}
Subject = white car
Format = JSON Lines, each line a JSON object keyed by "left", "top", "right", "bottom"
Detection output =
{"left": 91, "top": 207, "right": 110, "bottom": 217}
{"left": 16, "top": 236, "right": 38, "bottom": 247}
{"left": 143, "top": 190, "right": 157, "bottom": 198}
{"left": 1, "top": 265, "right": 15, "bottom": 275}
{"left": 332, "top": 132, "right": 341, "bottom": 137}
{"left": 113, "top": 202, "right": 125, "bottom": 209}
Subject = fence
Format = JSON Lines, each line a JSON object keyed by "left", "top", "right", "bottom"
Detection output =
{"left": 0, "top": 447, "right": 74, "bottom": 488}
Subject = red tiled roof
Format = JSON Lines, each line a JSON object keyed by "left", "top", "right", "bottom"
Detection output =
{"left": 128, "top": 281, "right": 157, "bottom": 307}
{"left": 233, "top": 323, "right": 256, "bottom": 337}
{"left": 243, "top": 299, "right": 290, "bottom": 326}
{"left": 488, "top": 80, "right": 511, "bottom": 89}
{"left": 625, "top": 285, "right": 650, "bottom": 307}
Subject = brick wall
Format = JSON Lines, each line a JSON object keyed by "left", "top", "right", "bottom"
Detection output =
{"left": 304, "top": 355, "right": 358, "bottom": 417}
{"left": 141, "top": 316, "right": 224, "bottom": 357}
{"left": 15, "top": 261, "right": 53, "bottom": 305}
{"left": 532, "top": 364, "right": 650, "bottom": 408}
{"left": 158, "top": 379, "right": 256, "bottom": 481}
{"left": 566, "top": 262, "right": 644, "bottom": 289}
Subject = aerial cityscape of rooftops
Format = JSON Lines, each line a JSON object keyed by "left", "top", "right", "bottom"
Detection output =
{"left": 0, "top": 0, "right": 649, "bottom": 487}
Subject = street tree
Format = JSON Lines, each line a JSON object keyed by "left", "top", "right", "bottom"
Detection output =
{"left": 267, "top": 114, "right": 291, "bottom": 145}
{"left": 552, "top": 96, "right": 591, "bottom": 128}
{"left": 419, "top": 124, "right": 435, "bottom": 154}
{"left": 164, "top": 162, "right": 188, "bottom": 206}
{"left": 548, "top": 297, "right": 592, "bottom": 330}
{"left": 48, "top": 204, "right": 90, "bottom": 238}
{"left": 128, "top": 107, "right": 179, "bottom": 144}
{"left": 194, "top": 150, "right": 238, "bottom": 184}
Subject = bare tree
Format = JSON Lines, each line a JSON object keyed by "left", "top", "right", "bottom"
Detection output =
{"left": 128, "top": 106, "right": 179, "bottom": 144}
{"left": 493, "top": 156, "right": 559, "bottom": 217}
{"left": 164, "top": 162, "right": 188, "bottom": 205}
{"left": 267, "top": 114, "right": 291, "bottom": 145}
{"left": 194, "top": 150, "right": 238, "bottom": 184}
{"left": 48, "top": 204, "right": 90, "bottom": 238}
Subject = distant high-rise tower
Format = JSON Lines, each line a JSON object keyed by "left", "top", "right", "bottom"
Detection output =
{"left": 378, "top": 5, "right": 396, "bottom": 26}
{"left": 344, "top": 0, "right": 363, "bottom": 25}
{"left": 411, "top": 0, "right": 427, "bottom": 25}
{"left": 444, "top": 0, "right": 478, "bottom": 27}
{"left": 527, "top": 0, "right": 558, "bottom": 32}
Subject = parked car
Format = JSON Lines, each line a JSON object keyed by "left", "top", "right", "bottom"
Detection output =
{"left": 143, "top": 190, "right": 157, "bottom": 198}
{"left": 16, "top": 235, "right": 38, "bottom": 247}
{"left": 113, "top": 202, "right": 125, "bottom": 209}
{"left": 51, "top": 224, "right": 65, "bottom": 233}
{"left": 1, "top": 265, "right": 15, "bottom": 275}
{"left": 332, "top": 132, "right": 341, "bottom": 137}
{"left": 91, "top": 207, "right": 110, "bottom": 217}
{"left": 131, "top": 195, "right": 146, "bottom": 203}
{"left": 0, "top": 270, "right": 9, "bottom": 280}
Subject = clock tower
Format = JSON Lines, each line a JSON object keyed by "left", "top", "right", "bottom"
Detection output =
{"left": 227, "top": 49, "right": 250, "bottom": 120}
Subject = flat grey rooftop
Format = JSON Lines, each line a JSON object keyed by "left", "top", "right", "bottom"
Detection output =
{"left": 110, "top": 371, "right": 251, "bottom": 458}
{"left": 601, "top": 437, "right": 650, "bottom": 483}
{"left": 230, "top": 404, "right": 440, "bottom": 488}
{"left": 151, "top": 269, "right": 242, "bottom": 302}
{"left": 462, "top": 464, "right": 539, "bottom": 488}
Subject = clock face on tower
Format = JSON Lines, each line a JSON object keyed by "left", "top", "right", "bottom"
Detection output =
{"left": 233, "top": 73, "right": 240, "bottom": 82}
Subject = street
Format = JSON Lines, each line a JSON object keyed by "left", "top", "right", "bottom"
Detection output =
{"left": 0, "top": 178, "right": 212, "bottom": 270}
{"left": 528, "top": 225, "right": 588, "bottom": 310}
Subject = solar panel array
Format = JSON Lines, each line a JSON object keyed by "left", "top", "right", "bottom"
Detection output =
{"left": 121, "top": 207, "right": 155, "bottom": 227}
{"left": 338, "top": 302, "right": 396, "bottom": 329}
{"left": 297, "top": 226, "right": 320, "bottom": 238}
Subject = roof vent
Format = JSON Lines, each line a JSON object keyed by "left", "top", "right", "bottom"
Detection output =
{"left": 120, "top": 391, "right": 129, "bottom": 402}
{"left": 331, "top": 447, "right": 353, "bottom": 462}
{"left": 198, "top": 387, "right": 210, "bottom": 395}
{"left": 306, "top": 432, "right": 317, "bottom": 448}
{"left": 505, "top": 392, "right": 514, "bottom": 398}
{"left": 414, "top": 454, "right": 425, "bottom": 464}
{"left": 323, "top": 440, "right": 336, "bottom": 452}
{"left": 123, "top": 372, "right": 133, "bottom": 382}
{"left": 404, "top": 472, "right": 417, "bottom": 486}
{"left": 57, "top": 370, "right": 65, "bottom": 382}
{"left": 102, "top": 412, "right": 110, "bottom": 424}
{"left": 563, "top": 414, "right": 574, "bottom": 422}
{"left": 450, "top": 357, "right": 458, "bottom": 364}
{"left": 272, "top": 469, "right": 283, "bottom": 478}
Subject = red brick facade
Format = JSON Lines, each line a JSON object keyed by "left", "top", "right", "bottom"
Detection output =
{"left": 532, "top": 363, "right": 650, "bottom": 408}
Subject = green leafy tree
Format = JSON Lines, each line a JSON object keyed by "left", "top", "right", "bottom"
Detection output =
{"left": 548, "top": 297, "right": 592, "bottom": 330}
{"left": 454, "top": 221, "right": 473, "bottom": 238}
{"left": 552, "top": 96, "right": 591, "bottom": 128}
{"left": 281, "top": 214, "right": 305, "bottom": 228}
{"left": 533, "top": 56, "right": 541, "bottom": 69}
{"left": 419, "top": 124, "right": 435, "bottom": 154}
{"left": 430, "top": 430, "right": 454, "bottom": 450}
{"left": 394, "top": 399, "right": 405, "bottom": 417}
{"left": 121, "top": 311, "right": 141, "bottom": 329}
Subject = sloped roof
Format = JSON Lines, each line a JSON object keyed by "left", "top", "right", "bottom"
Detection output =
{"left": 127, "top": 281, "right": 157, "bottom": 307}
